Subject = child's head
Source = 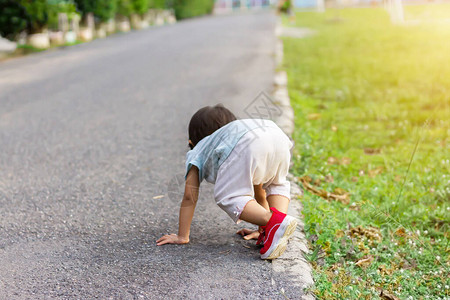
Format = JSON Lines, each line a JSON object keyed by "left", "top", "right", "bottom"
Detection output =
{"left": 188, "top": 104, "right": 237, "bottom": 149}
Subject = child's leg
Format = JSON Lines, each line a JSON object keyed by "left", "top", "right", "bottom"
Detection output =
{"left": 267, "top": 195, "right": 289, "bottom": 214}
{"left": 254, "top": 184, "right": 270, "bottom": 211}
{"left": 237, "top": 184, "right": 269, "bottom": 239}
{"left": 239, "top": 200, "right": 272, "bottom": 226}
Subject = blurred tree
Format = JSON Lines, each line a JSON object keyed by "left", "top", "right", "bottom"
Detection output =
{"left": 132, "top": 0, "right": 149, "bottom": 15}
{"left": 47, "top": 0, "right": 77, "bottom": 30}
{"left": 73, "top": 0, "right": 95, "bottom": 16}
{"left": 148, "top": 0, "right": 168, "bottom": 9}
{"left": 93, "top": 0, "right": 118, "bottom": 22}
{"left": 278, "top": 0, "right": 292, "bottom": 14}
{"left": 74, "top": 0, "right": 117, "bottom": 23}
{"left": 0, "top": 0, "right": 28, "bottom": 40}
{"left": 20, "top": 0, "right": 50, "bottom": 33}
{"left": 173, "top": 0, "right": 214, "bottom": 19}
{"left": 117, "top": 0, "right": 134, "bottom": 17}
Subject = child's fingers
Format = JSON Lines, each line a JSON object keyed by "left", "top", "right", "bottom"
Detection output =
{"left": 156, "top": 235, "right": 172, "bottom": 245}
{"left": 156, "top": 236, "right": 166, "bottom": 243}
{"left": 236, "top": 228, "right": 253, "bottom": 236}
{"left": 156, "top": 237, "right": 171, "bottom": 246}
{"left": 244, "top": 231, "right": 259, "bottom": 240}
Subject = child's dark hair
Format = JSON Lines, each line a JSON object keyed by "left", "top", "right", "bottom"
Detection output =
{"left": 188, "top": 104, "right": 237, "bottom": 149}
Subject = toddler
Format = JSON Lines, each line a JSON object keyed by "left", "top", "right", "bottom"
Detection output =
{"left": 156, "top": 104, "right": 297, "bottom": 259}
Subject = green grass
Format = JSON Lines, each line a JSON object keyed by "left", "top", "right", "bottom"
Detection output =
{"left": 283, "top": 6, "right": 450, "bottom": 299}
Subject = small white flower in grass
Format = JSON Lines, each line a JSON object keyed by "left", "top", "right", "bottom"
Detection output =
{"left": 392, "top": 201, "right": 395, "bottom": 205}
{"left": 394, "top": 242, "right": 398, "bottom": 246}
{"left": 447, "top": 207, "right": 450, "bottom": 211}
{"left": 437, "top": 285, "right": 441, "bottom": 289}
{"left": 409, "top": 296, "right": 414, "bottom": 300}
{"left": 445, "top": 285, "right": 449, "bottom": 289}
{"left": 424, "top": 230, "right": 428, "bottom": 235}
{"left": 334, "top": 270, "right": 339, "bottom": 275}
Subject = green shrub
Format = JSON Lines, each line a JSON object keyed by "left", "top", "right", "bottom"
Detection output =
{"left": 0, "top": 0, "right": 28, "bottom": 40}
{"left": 173, "top": 0, "right": 214, "bottom": 19}
{"left": 148, "top": 0, "right": 167, "bottom": 9}
{"left": 93, "top": 0, "right": 117, "bottom": 22}
{"left": 74, "top": 0, "right": 117, "bottom": 22}
{"left": 20, "top": 0, "right": 49, "bottom": 33}
{"left": 47, "top": 0, "right": 77, "bottom": 30}
{"left": 132, "top": 0, "right": 149, "bottom": 15}
{"left": 73, "top": 0, "right": 94, "bottom": 16}
{"left": 117, "top": 0, "right": 134, "bottom": 17}
{"left": 279, "top": 0, "right": 292, "bottom": 13}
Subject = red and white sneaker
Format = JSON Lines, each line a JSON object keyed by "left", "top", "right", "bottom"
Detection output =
{"left": 256, "top": 227, "right": 265, "bottom": 246}
{"left": 260, "top": 207, "right": 297, "bottom": 260}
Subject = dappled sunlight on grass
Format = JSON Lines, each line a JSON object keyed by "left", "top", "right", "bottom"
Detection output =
{"left": 284, "top": 6, "right": 449, "bottom": 299}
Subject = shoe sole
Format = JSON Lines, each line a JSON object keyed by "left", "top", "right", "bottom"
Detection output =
{"left": 261, "top": 216, "right": 298, "bottom": 260}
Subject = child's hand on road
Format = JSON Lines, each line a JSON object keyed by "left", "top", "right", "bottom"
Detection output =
{"left": 236, "top": 228, "right": 260, "bottom": 240}
{"left": 156, "top": 234, "right": 189, "bottom": 246}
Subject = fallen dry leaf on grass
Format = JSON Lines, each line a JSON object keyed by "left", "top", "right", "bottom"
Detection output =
{"left": 328, "top": 157, "right": 339, "bottom": 165}
{"left": 378, "top": 264, "right": 393, "bottom": 276}
{"left": 355, "top": 255, "right": 374, "bottom": 268}
{"left": 325, "top": 174, "right": 334, "bottom": 183}
{"left": 299, "top": 176, "right": 350, "bottom": 204}
{"left": 349, "top": 225, "right": 382, "bottom": 243}
{"left": 341, "top": 157, "right": 351, "bottom": 165}
{"left": 364, "top": 148, "right": 382, "bottom": 155}
{"left": 380, "top": 290, "right": 400, "bottom": 300}
{"left": 368, "top": 167, "right": 383, "bottom": 178}
{"left": 394, "top": 227, "right": 407, "bottom": 237}
{"left": 333, "top": 187, "right": 347, "bottom": 195}
{"left": 307, "top": 113, "right": 321, "bottom": 120}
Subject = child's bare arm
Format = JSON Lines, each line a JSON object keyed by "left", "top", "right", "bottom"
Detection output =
{"left": 156, "top": 167, "right": 200, "bottom": 246}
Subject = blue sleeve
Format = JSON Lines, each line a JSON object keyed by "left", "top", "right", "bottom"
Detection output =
{"left": 185, "top": 150, "right": 204, "bottom": 182}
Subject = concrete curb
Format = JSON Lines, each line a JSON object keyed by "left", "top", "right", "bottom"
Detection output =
{"left": 271, "top": 20, "right": 315, "bottom": 300}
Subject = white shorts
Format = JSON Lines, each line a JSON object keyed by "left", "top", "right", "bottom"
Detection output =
{"left": 214, "top": 126, "right": 293, "bottom": 223}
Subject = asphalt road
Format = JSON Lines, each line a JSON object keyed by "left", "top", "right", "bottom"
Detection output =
{"left": 0, "top": 12, "right": 303, "bottom": 299}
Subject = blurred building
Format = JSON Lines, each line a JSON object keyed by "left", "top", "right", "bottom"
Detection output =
{"left": 214, "top": 0, "right": 277, "bottom": 12}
